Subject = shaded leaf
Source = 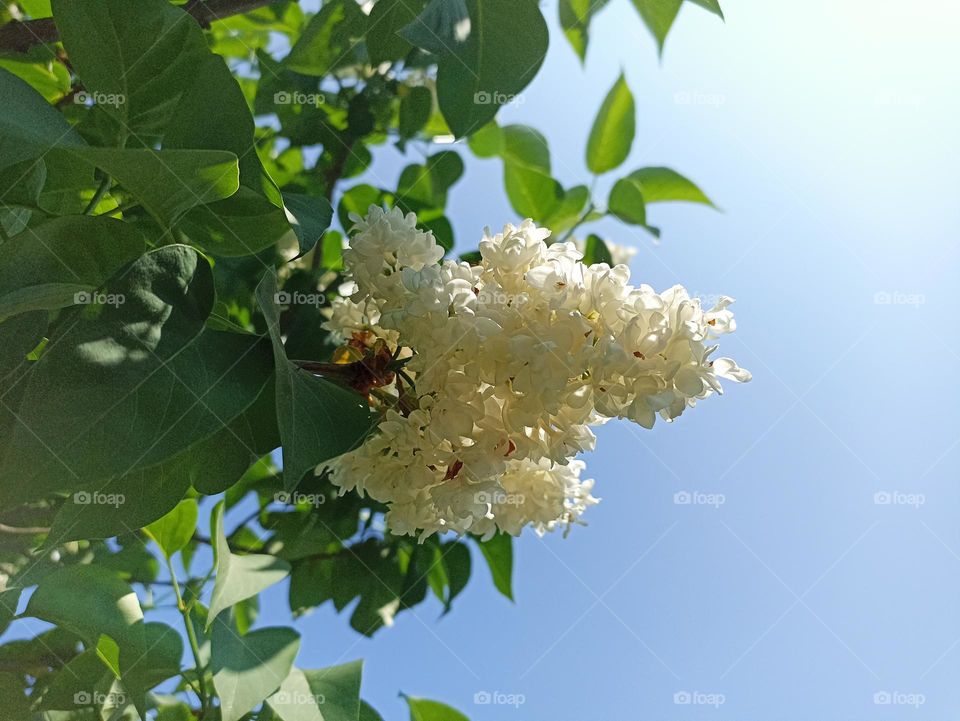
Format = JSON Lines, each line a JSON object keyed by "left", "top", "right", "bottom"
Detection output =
{"left": 282, "top": 192, "right": 334, "bottom": 258}
{"left": 208, "top": 501, "right": 291, "bottom": 628}
{"left": 68, "top": 146, "right": 240, "bottom": 227}
{"left": 399, "top": 86, "right": 433, "bottom": 140}
{"left": 285, "top": 0, "right": 367, "bottom": 76}
{"left": 367, "top": 0, "right": 428, "bottom": 64}
{"left": 266, "top": 661, "right": 363, "bottom": 721}
{"left": 256, "top": 271, "right": 375, "bottom": 490}
{"left": 211, "top": 618, "right": 301, "bottom": 721}
{"left": 0, "top": 246, "right": 273, "bottom": 507}
{"left": 583, "top": 234, "right": 614, "bottom": 265}
{"left": 435, "top": 0, "right": 548, "bottom": 137}
{"left": 144, "top": 499, "right": 198, "bottom": 559}
{"left": 0, "top": 215, "right": 145, "bottom": 323}
{"left": 475, "top": 532, "right": 513, "bottom": 600}
{"left": 52, "top": 0, "right": 210, "bottom": 135}
{"left": 0, "top": 67, "right": 83, "bottom": 171}
{"left": 399, "top": 0, "right": 470, "bottom": 55}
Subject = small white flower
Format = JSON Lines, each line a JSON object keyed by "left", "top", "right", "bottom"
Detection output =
{"left": 321, "top": 207, "right": 749, "bottom": 538}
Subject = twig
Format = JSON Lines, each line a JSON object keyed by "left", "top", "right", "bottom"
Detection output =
{"left": 0, "top": 523, "right": 49, "bottom": 535}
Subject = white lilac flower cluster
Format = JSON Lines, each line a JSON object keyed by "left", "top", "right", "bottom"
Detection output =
{"left": 321, "top": 206, "right": 750, "bottom": 539}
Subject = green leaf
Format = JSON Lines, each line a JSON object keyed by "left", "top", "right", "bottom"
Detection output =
{"left": 435, "top": 0, "right": 549, "bottom": 137}
{"left": 399, "top": 0, "right": 469, "bottom": 55}
{"left": 157, "top": 703, "right": 194, "bottom": 721}
{"left": 211, "top": 619, "right": 301, "bottom": 721}
{"left": 475, "top": 532, "right": 513, "bottom": 600}
{"left": 559, "top": 0, "right": 611, "bottom": 62}
{"left": 25, "top": 566, "right": 144, "bottom": 650}
{"left": 144, "top": 499, "right": 198, "bottom": 559}
{"left": 399, "top": 86, "right": 433, "bottom": 140}
{"left": 0, "top": 245, "right": 274, "bottom": 507}
{"left": 0, "top": 672, "right": 32, "bottom": 719}
{"left": 46, "top": 384, "right": 277, "bottom": 542}
{"left": 583, "top": 234, "right": 614, "bottom": 265}
{"left": 630, "top": 0, "right": 683, "bottom": 53}
{"left": 367, "top": 0, "right": 428, "bottom": 64}
{"left": 612, "top": 166, "right": 715, "bottom": 206}
{"left": 504, "top": 165, "right": 562, "bottom": 220}
{"left": 466, "top": 121, "right": 503, "bottom": 158}
{"left": 0, "top": 67, "right": 83, "bottom": 171}
{"left": 396, "top": 151, "right": 464, "bottom": 208}
{"left": 543, "top": 184, "right": 590, "bottom": 234}
{"left": 501, "top": 125, "right": 549, "bottom": 170}
{"left": 282, "top": 192, "right": 334, "bottom": 258}
{"left": 497, "top": 125, "right": 560, "bottom": 220}
{"left": 208, "top": 501, "right": 291, "bottom": 628}
{"left": 360, "top": 700, "right": 386, "bottom": 721}
{"left": 404, "top": 696, "right": 470, "bottom": 721}
{"left": 266, "top": 661, "right": 363, "bottom": 721}
{"left": 0, "top": 311, "right": 46, "bottom": 384}
{"left": 0, "top": 215, "right": 145, "bottom": 323}
{"left": 35, "top": 647, "right": 112, "bottom": 711}
{"left": 586, "top": 73, "right": 635, "bottom": 175}
{"left": 51, "top": 0, "right": 210, "bottom": 136}
{"left": 337, "top": 184, "right": 384, "bottom": 232}
{"left": 0, "top": 589, "right": 21, "bottom": 637}
{"left": 234, "top": 594, "right": 260, "bottom": 636}
{"left": 285, "top": 0, "right": 367, "bottom": 76}
{"left": 607, "top": 176, "right": 647, "bottom": 225}
{"left": 256, "top": 271, "right": 376, "bottom": 490}
{"left": 127, "top": 621, "right": 184, "bottom": 689}
{"left": 441, "top": 542, "right": 472, "bottom": 611}
{"left": 687, "top": 0, "right": 724, "bottom": 19}
{"left": 0, "top": 56, "right": 70, "bottom": 103}
{"left": 165, "top": 53, "right": 291, "bottom": 255}
{"left": 66, "top": 146, "right": 241, "bottom": 228}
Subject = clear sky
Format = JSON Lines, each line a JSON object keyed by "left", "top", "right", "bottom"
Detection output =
{"left": 276, "top": 1, "right": 960, "bottom": 719}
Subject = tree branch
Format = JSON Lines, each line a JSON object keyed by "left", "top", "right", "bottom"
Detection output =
{"left": 0, "top": 0, "right": 283, "bottom": 54}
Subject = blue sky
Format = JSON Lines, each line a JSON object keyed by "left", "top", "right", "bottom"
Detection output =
{"left": 284, "top": 1, "right": 960, "bottom": 719}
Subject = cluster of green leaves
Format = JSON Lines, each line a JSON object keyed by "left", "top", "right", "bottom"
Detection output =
{"left": 466, "top": 71, "right": 715, "bottom": 260}
{"left": 560, "top": 0, "right": 724, "bottom": 60}
{"left": 0, "top": 0, "right": 721, "bottom": 718}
